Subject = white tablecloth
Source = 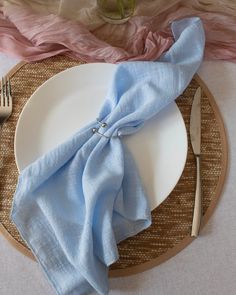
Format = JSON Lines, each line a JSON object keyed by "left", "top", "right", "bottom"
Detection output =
{"left": 0, "top": 53, "right": 235, "bottom": 295}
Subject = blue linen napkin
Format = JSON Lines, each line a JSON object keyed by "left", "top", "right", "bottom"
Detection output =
{"left": 11, "top": 17, "right": 205, "bottom": 295}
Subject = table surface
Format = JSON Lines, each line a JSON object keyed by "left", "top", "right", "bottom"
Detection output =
{"left": 0, "top": 53, "right": 235, "bottom": 295}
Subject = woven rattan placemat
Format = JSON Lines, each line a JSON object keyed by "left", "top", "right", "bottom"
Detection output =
{"left": 0, "top": 56, "right": 227, "bottom": 277}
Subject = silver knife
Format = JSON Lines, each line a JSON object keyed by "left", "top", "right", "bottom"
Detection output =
{"left": 190, "top": 87, "right": 202, "bottom": 237}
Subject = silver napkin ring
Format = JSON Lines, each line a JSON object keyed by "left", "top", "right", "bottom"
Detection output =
{"left": 92, "top": 119, "right": 121, "bottom": 138}
{"left": 92, "top": 118, "right": 109, "bottom": 138}
{"left": 96, "top": 118, "right": 107, "bottom": 128}
{"left": 92, "top": 127, "right": 110, "bottom": 139}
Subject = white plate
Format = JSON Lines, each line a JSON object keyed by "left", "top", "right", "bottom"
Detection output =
{"left": 14, "top": 63, "right": 188, "bottom": 210}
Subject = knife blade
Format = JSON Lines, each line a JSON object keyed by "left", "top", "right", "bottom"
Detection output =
{"left": 190, "top": 87, "right": 202, "bottom": 237}
{"left": 190, "top": 87, "right": 201, "bottom": 156}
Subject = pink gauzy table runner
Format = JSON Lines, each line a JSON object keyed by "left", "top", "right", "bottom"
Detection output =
{"left": 0, "top": 1, "right": 236, "bottom": 63}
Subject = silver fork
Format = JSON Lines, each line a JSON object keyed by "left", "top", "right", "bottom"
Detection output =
{"left": 0, "top": 77, "right": 12, "bottom": 126}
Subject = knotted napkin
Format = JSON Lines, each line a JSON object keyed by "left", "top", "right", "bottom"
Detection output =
{"left": 11, "top": 17, "right": 205, "bottom": 295}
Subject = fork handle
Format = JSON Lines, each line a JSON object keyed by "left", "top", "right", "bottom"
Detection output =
{"left": 191, "top": 155, "right": 202, "bottom": 237}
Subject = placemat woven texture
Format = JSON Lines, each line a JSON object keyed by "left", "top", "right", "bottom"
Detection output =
{"left": 0, "top": 56, "right": 226, "bottom": 275}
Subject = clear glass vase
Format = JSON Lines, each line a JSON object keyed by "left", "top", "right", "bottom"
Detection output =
{"left": 97, "top": 0, "right": 136, "bottom": 24}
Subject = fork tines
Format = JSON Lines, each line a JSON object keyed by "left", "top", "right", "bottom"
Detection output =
{"left": 1, "top": 77, "right": 12, "bottom": 107}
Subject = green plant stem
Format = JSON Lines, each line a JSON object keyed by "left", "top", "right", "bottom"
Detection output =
{"left": 117, "top": 0, "right": 125, "bottom": 18}
{"left": 99, "top": 0, "right": 135, "bottom": 19}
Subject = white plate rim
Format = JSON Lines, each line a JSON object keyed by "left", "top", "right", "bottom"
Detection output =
{"left": 14, "top": 63, "right": 188, "bottom": 210}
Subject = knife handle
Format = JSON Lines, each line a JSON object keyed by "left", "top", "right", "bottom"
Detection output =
{"left": 191, "top": 155, "right": 202, "bottom": 237}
